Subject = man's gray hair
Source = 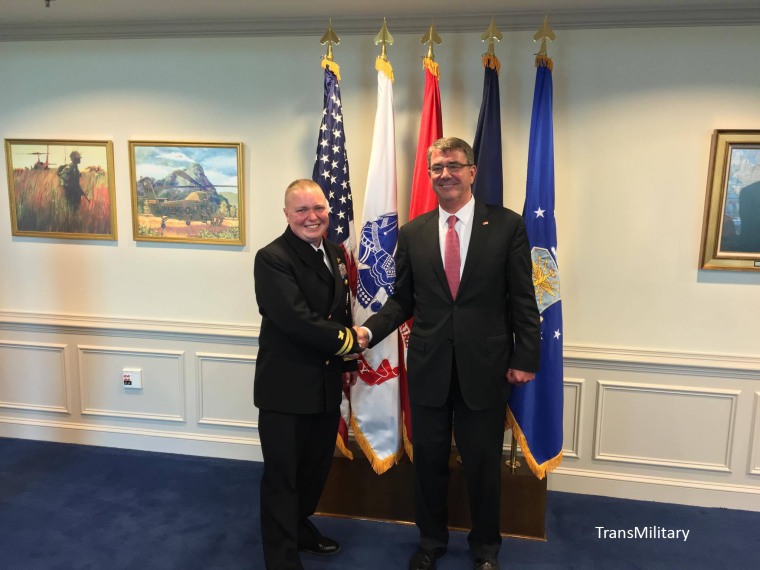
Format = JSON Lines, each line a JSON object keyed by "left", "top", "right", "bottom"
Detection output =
{"left": 426, "top": 137, "right": 475, "bottom": 167}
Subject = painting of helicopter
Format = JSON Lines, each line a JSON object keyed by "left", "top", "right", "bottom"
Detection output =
{"left": 29, "top": 145, "right": 56, "bottom": 170}
{"left": 130, "top": 142, "right": 244, "bottom": 245}
{"left": 138, "top": 172, "right": 228, "bottom": 228}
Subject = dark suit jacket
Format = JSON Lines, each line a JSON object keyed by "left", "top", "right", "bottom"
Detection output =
{"left": 364, "top": 200, "right": 540, "bottom": 411}
{"left": 254, "top": 226, "right": 358, "bottom": 415}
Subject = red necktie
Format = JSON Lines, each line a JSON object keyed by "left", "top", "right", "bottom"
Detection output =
{"left": 444, "top": 215, "right": 460, "bottom": 299}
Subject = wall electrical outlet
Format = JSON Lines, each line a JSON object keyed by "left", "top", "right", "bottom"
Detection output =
{"left": 122, "top": 368, "right": 142, "bottom": 390}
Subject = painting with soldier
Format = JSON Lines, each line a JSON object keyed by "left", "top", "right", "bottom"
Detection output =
{"left": 5, "top": 139, "right": 116, "bottom": 239}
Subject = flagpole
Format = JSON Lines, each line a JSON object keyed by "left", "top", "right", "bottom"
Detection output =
{"left": 472, "top": 17, "right": 504, "bottom": 206}
{"left": 507, "top": 15, "right": 564, "bottom": 480}
{"left": 349, "top": 18, "right": 405, "bottom": 475}
{"left": 313, "top": 20, "right": 358, "bottom": 461}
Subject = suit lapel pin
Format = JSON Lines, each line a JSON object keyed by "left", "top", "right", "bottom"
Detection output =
{"left": 482, "top": 220, "right": 489, "bottom": 225}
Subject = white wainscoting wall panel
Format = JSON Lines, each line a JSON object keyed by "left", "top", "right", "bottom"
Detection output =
{"left": 750, "top": 392, "right": 760, "bottom": 476}
{"left": 1, "top": 313, "right": 759, "bottom": 510}
{"left": 594, "top": 381, "right": 739, "bottom": 472}
{"left": 562, "top": 378, "right": 585, "bottom": 459}
{"left": 0, "top": 340, "right": 69, "bottom": 414}
{"left": 197, "top": 353, "right": 258, "bottom": 428}
{"left": 78, "top": 345, "right": 186, "bottom": 423}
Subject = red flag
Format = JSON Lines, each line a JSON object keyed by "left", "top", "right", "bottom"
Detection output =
{"left": 409, "top": 59, "right": 443, "bottom": 218}
{"left": 400, "top": 56, "right": 443, "bottom": 459}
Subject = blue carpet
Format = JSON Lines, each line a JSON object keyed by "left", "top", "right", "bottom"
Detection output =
{"left": 0, "top": 437, "right": 757, "bottom": 569}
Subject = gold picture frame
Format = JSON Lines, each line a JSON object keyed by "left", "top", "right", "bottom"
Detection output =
{"left": 699, "top": 130, "right": 760, "bottom": 271}
{"left": 5, "top": 139, "right": 117, "bottom": 240}
{"left": 129, "top": 141, "right": 245, "bottom": 245}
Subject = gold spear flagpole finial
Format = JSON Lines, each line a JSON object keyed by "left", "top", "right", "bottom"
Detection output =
{"left": 375, "top": 18, "right": 394, "bottom": 61}
{"left": 321, "top": 19, "right": 340, "bottom": 62}
{"left": 534, "top": 15, "right": 555, "bottom": 57}
{"left": 481, "top": 16, "right": 503, "bottom": 57}
{"left": 421, "top": 23, "right": 442, "bottom": 61}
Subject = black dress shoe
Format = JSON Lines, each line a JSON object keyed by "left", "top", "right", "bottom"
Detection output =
{"left": 409, "top": 548, "right": 438, "bottom": 570}
{"left": 298, "top": 535, "right": 341, "bottom": 556}
{"left": 474, "top": 558, "right": 500, "bottom": 570}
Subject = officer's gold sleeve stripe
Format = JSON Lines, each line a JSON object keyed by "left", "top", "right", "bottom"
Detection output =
{"left": 337, "top": 330, "right": 353, "bottom": 356}
{"left": 335, "top": 327, "right": 354, "bottom": 356}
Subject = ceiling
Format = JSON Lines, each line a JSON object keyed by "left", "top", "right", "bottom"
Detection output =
{"left": 1, "top": 0, "right": 759, "bottom": 41}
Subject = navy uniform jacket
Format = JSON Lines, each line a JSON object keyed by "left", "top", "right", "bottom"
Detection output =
{"left": 254, "top": 226, "right": 358, "bottom": 415}
{"left": 363, "top": 201, "right": 540, "bottom": 411}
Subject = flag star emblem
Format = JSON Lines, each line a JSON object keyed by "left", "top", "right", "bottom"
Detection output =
{"left": 554, "top": 329, "right": 561, "bottom": 339}
{"left": 534, "top": 207, "right": 545, "bottom": 218}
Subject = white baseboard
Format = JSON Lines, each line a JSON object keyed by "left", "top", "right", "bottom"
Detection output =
{"left": 3, "top": 416, "right": 759, "bottom": 512}
{"left": 548, "top": 466, "right": 760, "bottom": 511}
{"left": 0, "top": 416, "right": 263, "bottom": 462}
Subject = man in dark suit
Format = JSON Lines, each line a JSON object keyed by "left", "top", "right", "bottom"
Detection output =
{"left": 357, "top": 138, "right": 540, "bottom": 570}
{"left": 254, "top": 179, "right": 365, "bottom": 569}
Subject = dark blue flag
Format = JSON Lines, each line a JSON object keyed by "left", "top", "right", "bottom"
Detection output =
{"left": 508, "top": 57, "right": 564, "bottom": 479}
{"left": 472, "top": 55, "right": 503, "bottom": 206}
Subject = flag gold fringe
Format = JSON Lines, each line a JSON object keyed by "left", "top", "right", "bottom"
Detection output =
{"left": 322, "top": 59, "right": 342, "bottom": 81}
{"left": 422, "top": 57, "right": 440, "bottom": 79}
{"left": 535, "top": 55, "right": 553, "bottom": 71}
{"left": 350, "top": 416, "right": 405, "bottom": 475}
{"left": 335, "top": 432, "right": 354, "bottom": 460}
{"left": 506, "top": 407, "right": 563, "bottom": 480}
{"left": 376, "top": 56, "right": 394, "bottom": 82}
{"left": 402, "top": 418, "right": 414, "bottom": 462}
{"left": 482, "top": 54, "right": 501, "bottom": 74}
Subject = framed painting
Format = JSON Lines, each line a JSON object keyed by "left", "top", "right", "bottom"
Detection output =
{"left": 5, "top": 139, "right": 117, "bottom": 240}
{"left": 699, "top": 130, "right": 760, "bottom": 271}
{"left": 129, "top": 141, "right": 245, "bottom": 245}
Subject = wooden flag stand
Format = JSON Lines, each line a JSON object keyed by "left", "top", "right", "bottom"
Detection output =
{"left": 317, "top": 440, "right": 547, "bottom": 540}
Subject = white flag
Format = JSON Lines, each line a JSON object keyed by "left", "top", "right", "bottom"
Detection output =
{"left": 352, "top": 57, "right": 403, "bottom": 474}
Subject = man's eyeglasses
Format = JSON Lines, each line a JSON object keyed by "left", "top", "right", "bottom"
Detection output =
{"left": 429, "top": 162, "right": 472, "bottom": 176}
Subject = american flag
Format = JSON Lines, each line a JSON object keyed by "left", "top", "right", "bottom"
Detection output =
{"left": 312, "top": 63, "right": 358, "bottom": 457}
{"left": 312, "top": 65, "right": 357, "bottom": 276}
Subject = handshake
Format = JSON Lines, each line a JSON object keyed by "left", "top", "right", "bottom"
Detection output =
{"left": 352, "top": 325, "right": 370, "bottom": 351}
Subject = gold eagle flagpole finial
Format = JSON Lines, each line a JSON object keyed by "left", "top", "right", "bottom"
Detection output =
{"left": 481, "top": 16, "right": 503, "bottom": 57}
{"left": 375, "top": 18, "right": 394, "bottom": 61}
{"left": 421, "top": 23, "right": 442, "bottom": 61}
{"left": 534, "top": 15, "right": 555, "bottom": 57}
{"left": 321, "top": 19, "right": 340, "bottom": 63}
